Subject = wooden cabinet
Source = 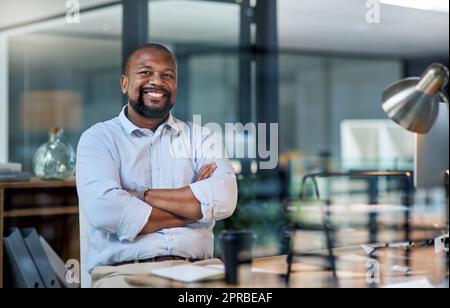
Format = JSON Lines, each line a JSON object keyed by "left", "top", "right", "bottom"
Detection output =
{"left": 0, "top": 179, "right": 79, "bottom": 288}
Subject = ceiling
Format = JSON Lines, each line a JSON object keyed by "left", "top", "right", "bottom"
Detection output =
{"left": 0, "top": 0, "right": 115, "bottom": 29}
{"left": 0, "top": 0, "right": 448, "bottom": 58}
{"left": 278, "top": 0, "right": 449, "bottom": 58}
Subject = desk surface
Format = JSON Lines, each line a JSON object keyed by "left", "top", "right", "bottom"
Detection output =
{"left": 124, "top": 246, "right": 448, "bottom": 288}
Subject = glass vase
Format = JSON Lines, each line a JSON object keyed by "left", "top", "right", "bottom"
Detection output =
{"left": 32, "top": 128, "right": 76, "bottom": 180}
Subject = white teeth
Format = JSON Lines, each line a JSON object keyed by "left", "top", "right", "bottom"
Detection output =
{"left": 145, "top": 92, "right": 164, "bottom": 98}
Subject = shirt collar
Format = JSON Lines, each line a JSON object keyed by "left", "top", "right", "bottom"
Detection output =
{"left": 119, "top": 106, "right": 180, "bottom": 137}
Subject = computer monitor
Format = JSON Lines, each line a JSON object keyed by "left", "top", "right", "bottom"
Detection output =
{"left": 415, "top": 102, "right": 449, "bottom": 188}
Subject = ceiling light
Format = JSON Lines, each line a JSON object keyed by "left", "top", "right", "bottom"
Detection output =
{"left": 380, "top": 0, "right": 449, "bottom": 13}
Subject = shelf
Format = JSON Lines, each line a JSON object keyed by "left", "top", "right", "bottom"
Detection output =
{"left": 3, "top": 206, "right": 79, "bottom": 218}
{"left": 0, "top": 178, "right": 76, "bottom": 189}
{"left": 0, "top": 178, "right": 79, "bottom": 288}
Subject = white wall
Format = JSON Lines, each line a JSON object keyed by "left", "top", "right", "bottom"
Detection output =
{"left": 0, "top": 34, "right": 8, "bottom": 163}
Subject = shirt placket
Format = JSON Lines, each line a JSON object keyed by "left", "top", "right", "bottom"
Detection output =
{"left": 153, "top": 130, "right": 175, "bottom": 255}
{"left": 148, "top": 142, "right": 153, "bottom": 189}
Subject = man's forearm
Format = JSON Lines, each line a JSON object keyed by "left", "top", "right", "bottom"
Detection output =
{"left": 139, "top": 207, "right": 194, "bottom": 235}
{"left": 144, "top": 186, "right": 203, "bottom": 220}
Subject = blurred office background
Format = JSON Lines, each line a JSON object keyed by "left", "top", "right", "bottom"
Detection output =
{"left": 0, "top": 0, "right": 448, "bottom": 258}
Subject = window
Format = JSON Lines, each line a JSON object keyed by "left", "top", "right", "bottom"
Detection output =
{"left": 3, "top": 3, "right": 122, "bottom": 170}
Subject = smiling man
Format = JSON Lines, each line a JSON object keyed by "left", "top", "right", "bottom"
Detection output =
{"left": 76, "top": 44, "right": 238, "bottom": 288}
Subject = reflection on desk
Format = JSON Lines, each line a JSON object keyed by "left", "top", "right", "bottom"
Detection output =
{"left": 124, "top": 245, "right": 448, "bottom": 288}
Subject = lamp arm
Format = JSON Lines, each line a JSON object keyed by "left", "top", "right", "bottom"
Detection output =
{"left": 438, "top": 91, "right": 449, "bottom": 105}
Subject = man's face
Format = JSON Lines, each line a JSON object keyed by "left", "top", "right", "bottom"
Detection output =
{"left": 121, "top": 49, "right": 177, "bottom": 119}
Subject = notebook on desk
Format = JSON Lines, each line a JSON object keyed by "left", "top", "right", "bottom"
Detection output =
{"left": 150, "top": 264, "right": 225, "bottom": 283}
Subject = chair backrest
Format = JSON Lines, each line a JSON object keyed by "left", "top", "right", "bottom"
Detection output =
{"left": 299, "top": 171, "right": 414, "bottom": 202}
{"left": 79, "top": 208, "right": 91, "bottom": 288}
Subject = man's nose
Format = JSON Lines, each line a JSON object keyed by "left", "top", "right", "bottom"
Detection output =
{"left": 148, "top": 73, "right": 163, "bottom": 86}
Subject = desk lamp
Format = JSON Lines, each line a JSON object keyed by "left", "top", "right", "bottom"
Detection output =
{"left": 382, "top": 63, "right": 448, "bottom": 134}
{"left": 382, "top": 63, "right": 449, "bottom": 254}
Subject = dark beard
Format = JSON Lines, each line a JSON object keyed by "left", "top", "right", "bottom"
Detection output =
{"left": 129, "top": 88, "right": 173, "bottom": 119}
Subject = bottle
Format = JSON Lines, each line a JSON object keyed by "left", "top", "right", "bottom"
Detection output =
{"left": 32, "top": 127, "right": 76, "bottom": 180}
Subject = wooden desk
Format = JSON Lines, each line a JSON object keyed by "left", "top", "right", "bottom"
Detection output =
{"left": 0, "top": 178, "right": 79, "bottom": 288}
{"left": 125, "top": 246, "right": 448, "bottom": 288}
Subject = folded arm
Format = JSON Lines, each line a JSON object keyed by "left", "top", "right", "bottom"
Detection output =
{"left": 77, "top": 126, "right": 237, "bottom": 241}
{"left": 138, "top": 163, "right": 217, "bottom": 234}
{"left": 143, "top": 131, "right": 238, "bottom": 224}
{"left": 139, "top": 208, "right": 193, "bottom": 235}
{"left": 144, "top": 187, "right": 203, "bottom": 220}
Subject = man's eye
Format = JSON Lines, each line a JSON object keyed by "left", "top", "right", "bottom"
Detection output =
{"left": 163, "top": 74, "right": 174, "bottom": 79}
{"left": 139, "top": 71, "right": 152, "bottom": 76}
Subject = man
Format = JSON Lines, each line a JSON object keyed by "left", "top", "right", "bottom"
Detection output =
{"left": 76, "top": 44, "right": 238, "bottom": 288}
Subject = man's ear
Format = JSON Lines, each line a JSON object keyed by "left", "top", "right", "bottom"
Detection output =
{"left": 120, "top": 74, "right": 128, "bottom": 95}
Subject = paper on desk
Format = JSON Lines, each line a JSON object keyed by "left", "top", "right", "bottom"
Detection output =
{"left": 304, "top": 204, "right": 410, "bottom": 214}
{"left": 360, "top": 242, "right": 413, "bottom": 257}
{"left": 150, "top": 264, "right": 224, "bottom": 283}
{"left": 383, "top": 279, "right": 436, "bottom": 288}
{"left": 206, "top": 264, "right": 282, "bottom": 275}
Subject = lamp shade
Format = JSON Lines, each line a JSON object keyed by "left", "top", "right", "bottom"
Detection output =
{"left": 382, "top": 63, "right": 449, "bottom": 134}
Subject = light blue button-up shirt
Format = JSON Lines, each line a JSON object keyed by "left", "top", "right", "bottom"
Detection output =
{"left": 76, "top": 107, "right": 238, "bottom": 272}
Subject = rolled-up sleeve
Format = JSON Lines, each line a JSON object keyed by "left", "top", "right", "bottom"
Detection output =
{"left": 76, "top": 128, "right": 152, "bottom": 242}
{"left": 188, "top": 131, "right": 238, "bottom": 224}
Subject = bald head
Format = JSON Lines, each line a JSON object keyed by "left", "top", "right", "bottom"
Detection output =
{"left": 123, "top": 43, "right": 177, "bottom": 76}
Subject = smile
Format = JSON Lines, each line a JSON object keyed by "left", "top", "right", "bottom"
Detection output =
{"left": 144, "top": 92, "right": 164, "bottom": 98}
{"left": 141, "top": 87, "right": 170, "bottom": 100}
{"left": 143, "top": 91, "right": 165, "bottom": 98}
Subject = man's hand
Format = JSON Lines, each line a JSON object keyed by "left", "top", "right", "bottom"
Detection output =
{"left": 194, "top": 162, "right": 217, "bottom": 182}
{"left": 140, "top": 208, "right": 195, "bottom": 235}
{"left": 142, "top": 162, "right": 218, "bottom": 221}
